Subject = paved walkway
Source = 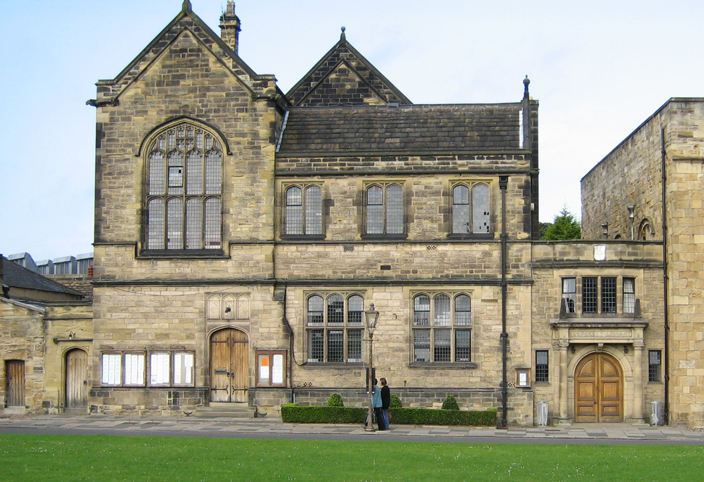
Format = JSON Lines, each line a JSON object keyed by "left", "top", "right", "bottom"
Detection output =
{"left": 1, "top": 415, "right": 703, "bottom": 444}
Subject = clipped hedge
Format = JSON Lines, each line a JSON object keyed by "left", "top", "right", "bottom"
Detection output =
{"left": 281, "top": 404, "right": 366, "bottom": 424}
{"left": 389, "top": 407, "right": 495, "bottom": 426}
{"left": 281, "top": 403, "right": 496, "bottom": 426}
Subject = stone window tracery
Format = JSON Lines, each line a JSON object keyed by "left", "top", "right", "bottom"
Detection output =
{"left": 145, "top": 123, "right": 223, "bottom": 251}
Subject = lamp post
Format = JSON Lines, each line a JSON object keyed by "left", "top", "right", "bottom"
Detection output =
{"left": 364, "top": 303, "right": 380, "bottom": 432}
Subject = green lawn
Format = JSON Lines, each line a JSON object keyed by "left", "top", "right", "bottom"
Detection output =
{"left": 1, "top": 434, "right": 702, "bottom": 481}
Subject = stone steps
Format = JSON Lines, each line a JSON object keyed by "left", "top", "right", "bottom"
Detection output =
{"left": 193, "top": 402, "right": 256, "bottom": 419}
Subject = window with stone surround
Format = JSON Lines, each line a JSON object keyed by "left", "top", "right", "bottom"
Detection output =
{"left": 364, "top": 183, "right": 404, "bottom": 236}
{"left": 101, "top": 351, "right": 194, "bottom": 387}
{"left": 451, "top": 182, "right": 491, "bottom": 234}
{"left": 535, "top": 350, "right": 549, "bottom": 382}
{"left": 562, "top": 276, "right": 636, "bottom": 316}
{"left": 283, "top": 184, "right": 323, "bottom": 236}
{"left": 648, "top": 350, "right": 662, "bottom": 382}
{"left": 144, "top": 122, "right": 223, "bottom": 252}
{"left": 412, "top": 293, "right": 472, "bottom": 363}
{"left": 306, "top": 293, "right": 364, "bottom": 363}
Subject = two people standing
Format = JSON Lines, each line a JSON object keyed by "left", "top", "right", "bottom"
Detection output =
{"left": 372, "top": 378, "right": 391, "bottom": 430}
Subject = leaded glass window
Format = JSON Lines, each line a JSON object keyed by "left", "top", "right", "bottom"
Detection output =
{"left": 366, "top": 184, "right": 404, "bottom": 235}
{"left": 412, "top": 293, "right": 472, "bottom": 363}
{"left": 452, "top": 183, "right": 491, "bottom": 234}
{"left": 146, "top": 123, "right": 222, "bottom": 250}
{"left": 306, "top": 293, "right": 366, "bottom": 363}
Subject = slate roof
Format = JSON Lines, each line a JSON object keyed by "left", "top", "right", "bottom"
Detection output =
{"left": 277, "top": 104, "right": 523, "bottom": 156}
{"left": 2, "top": 257, "right": 84, "bottom": 298}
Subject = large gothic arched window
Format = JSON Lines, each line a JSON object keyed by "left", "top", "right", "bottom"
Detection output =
{"left": 145, "top": 123, "right": 223, "bottom": 251}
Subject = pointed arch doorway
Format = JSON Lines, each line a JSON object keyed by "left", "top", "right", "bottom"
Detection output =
{"left": 575, "top": 352, "right": 623, "bottom": 422}
{"left": 210, "top": 329, "right": 249, "bottom": 403}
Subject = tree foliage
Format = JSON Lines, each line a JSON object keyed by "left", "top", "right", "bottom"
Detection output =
{"left": 541, "top": 208, "right": 582, "bottom": 240}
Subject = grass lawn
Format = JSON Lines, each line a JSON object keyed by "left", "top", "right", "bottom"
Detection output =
{"left": 1, "top": 434, "right": 703, "bottom": 481}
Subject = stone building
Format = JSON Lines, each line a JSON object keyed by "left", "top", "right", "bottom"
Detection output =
{"left": 1, "top": 1, "right": 669, "bottom": 426}
{"left": 0, "top": 255, "right": 93, "bottom": 414}
{"left": 582, "top": 98, "right": 704, "bottom": 426}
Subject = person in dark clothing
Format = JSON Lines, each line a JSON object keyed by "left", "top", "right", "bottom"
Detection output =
{"left": 380, "top": 377, "right": 391, "bottom": 430}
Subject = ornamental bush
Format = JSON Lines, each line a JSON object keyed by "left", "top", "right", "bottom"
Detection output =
{"left": 280, "top": 403, "right": 495, "bottom": 426}
{"left": 390, "top": 394, "right": 403, "bottom": 408}
{"left": 441, "top": 395, "right": 460, "bottom": 411}
{"left": 327, "top": 393, "right": 344, "bottom": 407}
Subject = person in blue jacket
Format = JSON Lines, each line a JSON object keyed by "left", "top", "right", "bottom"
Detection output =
{"left": 372, "top": 378, "right": 383, "bottom": 430}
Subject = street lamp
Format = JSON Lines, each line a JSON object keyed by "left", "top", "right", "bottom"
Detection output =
{"left": 364, "top": 303, "right": 380, "bottom": 432}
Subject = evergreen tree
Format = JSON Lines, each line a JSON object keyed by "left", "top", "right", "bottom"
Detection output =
{"left": 542, "top": 207, "right": 581, "bottom": 240}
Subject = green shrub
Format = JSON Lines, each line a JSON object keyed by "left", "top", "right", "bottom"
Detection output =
{"left": 441, "top": 395, "right": 460, "bottom": 411}
{"left": 327, "top": 393, "right": 344, "bottom": 407}
{"left": 280, "top": 403, "right": 495, "bottom": 426}
{"left": 390, "top": 394, "right": 403, "bottom": 408}
{"left": 389, "top": 407, "right": 495, "bottom": 426}
{"left": 281, "top": 404, "right": 365, "bottom": 424}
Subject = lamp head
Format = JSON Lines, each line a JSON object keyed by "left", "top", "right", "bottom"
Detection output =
{"left": 365, "top": 303, "right": 379, "bottom": 333}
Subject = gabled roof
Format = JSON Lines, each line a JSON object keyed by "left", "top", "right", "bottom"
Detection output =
{"left": 93, "top": 0, "right": 271, "bottom": 106}
{"left": 277, "top": 103, "right": 523, "bottom": 157}
{"left": 2, "top": 257, "right": 83, "bottom": 298}
{"left": 286, "top": 29, "right": 412, "bottom": 107}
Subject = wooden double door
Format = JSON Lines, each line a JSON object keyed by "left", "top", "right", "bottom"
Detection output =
{"left": 210, "top": 329, "right": 249, "bottom": 402}
{"left": 575, "top": 353, "right": 623, "bottom": 422}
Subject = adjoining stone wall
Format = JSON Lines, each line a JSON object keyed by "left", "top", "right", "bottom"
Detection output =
{"left": 581, "top": 99, "right": 704, "bottom": 427}
{"left": 89, "top": 387, "right": 208, "bottom": 415}
{"left": 43, "top": 303, "right": 93, "bottom": 412}
{"left": 581, "top": 110, "right": 664, "bottom": 240}
{"left": 663, "top": 102, "right": 704, "bottom": 426}
{"left": 0, "top": 299, "right": 46, "bottom": 413}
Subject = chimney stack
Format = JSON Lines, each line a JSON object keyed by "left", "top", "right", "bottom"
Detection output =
{"left": 219, "top": 1, "right": 241, "bottom": 54}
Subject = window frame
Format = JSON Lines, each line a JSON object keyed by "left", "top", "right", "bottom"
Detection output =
{"left": 305, "top": 293, "right": 366, "bottom": 364}
{"left": 101, "top": 350, "right": 195, "bottom": 388}
{"left": 363, "top": 182, "right": 406, "bottom": 238}
{"left": 256, "top": 350, "right": 287, "bottom": 387}
{"left": 535, "top": 350, "right": 549, "bottom": 382}
{"left": 143, "top": 122, "right": 224, "bottom": 255}
{"left": 411, "top": 292, "right": 473, "bottom": 365}
{"left": 449, "top": 181, "right": 492, "bottom": 237}
{"left": 282, "top": 183, "right": 324, "bottom": 238}
{"left": 648, "top": 350, "right": 662, "bottom": 383}
{"left": 571, "top": 276, "right": 636, "bottom": 316}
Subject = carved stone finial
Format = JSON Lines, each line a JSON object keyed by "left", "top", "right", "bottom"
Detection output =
{"left": 341, "top": 26, "right": 346, "bottom": 41}
{"left": 523, "top": 75, "right": 530, "bottom": 99}
{"left": 182, "top": 0, "right": 192, "bottom": 13}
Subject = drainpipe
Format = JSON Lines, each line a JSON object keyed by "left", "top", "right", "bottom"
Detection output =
{"left": 661, "top": 127, "right": 670, "bottom": 424}
{"left": 498, "top": 175, "right": 509, "bottom": 429}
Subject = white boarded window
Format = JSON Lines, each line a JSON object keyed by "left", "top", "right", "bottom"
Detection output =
{"left": 150, "top": 352, "right": 170, "bottom": 386}
{"left": 101, "top": 353, "right": 122, "bottom": 385}
{"left": 124, "top": 353, "right": 145, "bottom": 386}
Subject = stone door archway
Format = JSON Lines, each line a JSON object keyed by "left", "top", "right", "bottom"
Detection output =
{"left": 575, "top": 352, "right": 623, "bottom": 422}
{"left": 209, "top": 328, "right": 249, "bottom": 403}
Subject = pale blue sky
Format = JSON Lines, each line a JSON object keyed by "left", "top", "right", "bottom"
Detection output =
{"left": 2, "top": 0, "right": 703, "bottom": 261}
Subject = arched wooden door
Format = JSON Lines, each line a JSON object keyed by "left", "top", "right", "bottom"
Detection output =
{"left": 210, "top": 329, "right": 249, "bottom": 402}
{"left": 575, "top": 352, "right": 623, "bottom": 422}
{"left": 65, "top": 349, "right": 88, "bottom": 409}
